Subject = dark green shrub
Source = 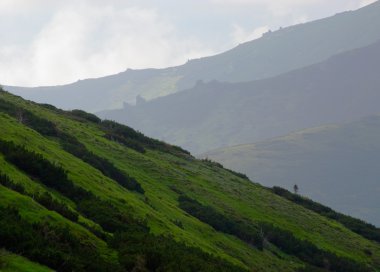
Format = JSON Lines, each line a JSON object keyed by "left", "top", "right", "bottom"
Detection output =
{"left": 111, "top": 229, "right": 246, "bottom": 272}
{"left": 178, "top": 195, "right": 263, "bottom": 249}
{"left": 69, "top": 110, "right": 101, "bottom": 123}
{"left": 58, "top": 133, "right": 144, "bottom": 194}
{"left": 0, "top": 206, "right": 120, "bottom": 272}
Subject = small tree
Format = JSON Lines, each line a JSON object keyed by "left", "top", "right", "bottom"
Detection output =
{"left": 293, "top": 184, "right": 299, "bottom": 194}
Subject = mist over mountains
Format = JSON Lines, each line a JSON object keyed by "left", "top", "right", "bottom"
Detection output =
{"left": 6, "top": 1, "right": 380, "bottom": 112}
{"left": 100, "top": 39, "right": 380, "bottom": 154}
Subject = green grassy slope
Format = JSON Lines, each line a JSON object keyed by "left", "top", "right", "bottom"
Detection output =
{"left": 202, "top": 115, "right": 380, "bottom": 226}
{"left": 1, "top": 90, "right": 380, "bottom": 271}
{"left": 0, "top": 249, "right": 52, "bottom": 272}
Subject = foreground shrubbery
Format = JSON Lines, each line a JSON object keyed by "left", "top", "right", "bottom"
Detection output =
{"left": 0, "top": 138, "right": 246, "bottom": 271}
{"left": 0, "top": 173, "right": 78, "bottom": 222}
{"left": 111, "top": 227, "right": 245, "bottom": 272}
{"left": 0, "top": 206, "right": 119, "bottom": 272}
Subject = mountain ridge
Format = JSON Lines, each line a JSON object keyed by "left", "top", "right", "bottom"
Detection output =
{"left": 99, "top": 38, "right": 380, "bottom": 154}
{"left": 5, "top": 0, "right": 380, "bottom": 112}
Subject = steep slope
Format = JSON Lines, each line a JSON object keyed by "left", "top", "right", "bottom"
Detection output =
{"left": 202, "top": 115, "right": 380, "bottom": 226}
{"left": 0, "top": 250, "right": 53, "bottom": 272}
{"left": 1, "top": 90, "right": 380, "bottom": 271}
{"left": 6, "top": 1, "right": 380, "bottom": 112}
{"left": 100, "top": 39, "right": 380, "bottom": 154}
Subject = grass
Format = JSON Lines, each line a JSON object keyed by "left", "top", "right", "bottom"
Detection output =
{"left": 0, "top": 250, "right": 52, "bottom": 272}
{"left": 1, "top": 91, "right": 380, "bottom": 271}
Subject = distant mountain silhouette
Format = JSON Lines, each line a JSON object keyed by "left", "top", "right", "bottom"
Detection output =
{"left": 100, "top": 39, "right": 380, "bottom": 154}
{"left": 6, "top": 1, "right": 380, "bottom": 112}
{"left": 202, "top": 115, "right": 380, "bottom": 226}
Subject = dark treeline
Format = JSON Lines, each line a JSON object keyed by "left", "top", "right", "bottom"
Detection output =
{"left": 111, "top": 227, "right": 246, "bottom": 272}
{"left": 69, "top": 109, "right": 102, "bottom": 123}
{"left": 271, "top": 186, "right": 380, "bottom": 244}
{"left": 201, "top": 158, "right": 249, "bottom": 180}
{"left": 178, "top": 195, "right": 264, "bottom": 249}
{"left": 100, "top": 120, "right": 191, "bottom": 156}
{"left": 0, "top": 206, "right": 119, "bottom": 272}
{"left": 178, "top": 195, "right": 371, "bottom": 272}
{"left": 67, "top": 111, "right": 191, "bottom": 156}
{"left": 260, "top": 223, "right": 371, "bottom": 272}
{"left": 58, "top": 133, "right": 144, "bottom": 194}
{"left": 0, "top": 173, "right": 78, "bottom": 222}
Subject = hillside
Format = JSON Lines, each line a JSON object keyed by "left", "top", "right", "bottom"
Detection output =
{"left": 202, "top": 115, "right": 380, "bottom": 226}
{"left": 99, "top": 39, "right": 380, "bottom": 154}
{"left": 6, "top": 1, "right": 380, "bottom": 112}
{"left": 1, "top": 89, "right": 380, "bottom": 271}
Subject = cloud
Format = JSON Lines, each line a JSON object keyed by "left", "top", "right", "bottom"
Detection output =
{"left": 0, "top": 0, "right": 373, "bottom": 86}
{"left": 358, "top": 0, "right": 377, "bottom": 8}
{"left": 209, "top": 0, "right": 373, "bottom": 16}
{"left": 231, "top": 24, "right": 269, "bottom": 44}
{"left": 0, "top": 2, "right": 214, "bottom": 86}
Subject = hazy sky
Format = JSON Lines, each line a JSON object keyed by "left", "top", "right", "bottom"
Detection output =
{"left": 0, "top": 0, "right": 375, "bottom": 86}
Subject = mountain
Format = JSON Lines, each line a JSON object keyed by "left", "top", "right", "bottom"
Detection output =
{"left": 99, "top": 39, "right": 380, "bottom": 154}
{"left": 6, "top": 1, "right": 380, "bottom": 112}
{"left": 202, "top": 115, "right": 380, "bottom": 226}
{"left": 1, "top": 89, "right": 380, "bottom": 271}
